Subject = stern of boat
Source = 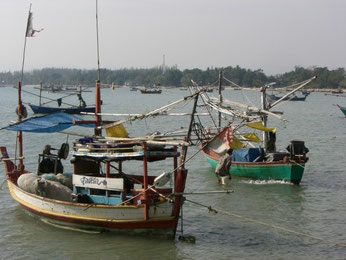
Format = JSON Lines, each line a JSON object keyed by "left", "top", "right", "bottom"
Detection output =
{"left": 0, "top": 146, "right": 24, "bottom": 183}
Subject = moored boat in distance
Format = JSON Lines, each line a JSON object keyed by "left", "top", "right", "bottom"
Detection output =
{"left": 267, "top": 92, "right": 310, "bottom": 101}
{"left": 28, "top": 83, "right": 95, "bottom": 114}
{"left": 140, "top": 88, "right": 162, "bottom": 94}
{"left": 29, "top": 104, "right": 95, "bottom": 114}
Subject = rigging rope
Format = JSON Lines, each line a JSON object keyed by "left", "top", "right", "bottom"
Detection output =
{"left": 20, "top": 88, "right": 78, "bottom": 107}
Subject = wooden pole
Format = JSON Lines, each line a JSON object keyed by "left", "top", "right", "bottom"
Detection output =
{"left": 94, "top": 80, "right": 102, "bottom": 136}
{"left": 218, "top": 71, "right": 223, "bottom": 131}
{"left": 17, "top": 82, "right": 24, "bottom": 171}
{"left": 39, "top": 82, "right": 42, "bottom": 106}
{"left": 173, "top": 146, "right": 178, "bottom": 180}
{"left": 143, "top": 142, "right": 149, "bottom": 220}
{"left": 20, "top": 4, "right": 31, "bottom": 84}
{"left": 179, "top": 94, "right": 199, "bottom": 169}
{"left": 260, "top": 86, "right": 268, "bottom": 151}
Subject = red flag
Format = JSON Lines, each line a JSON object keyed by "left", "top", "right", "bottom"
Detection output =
{"left": 25, "top": 12, "right": 43, "bottom": 37}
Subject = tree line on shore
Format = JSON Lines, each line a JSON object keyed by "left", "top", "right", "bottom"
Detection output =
{"left": 0, "top": 65, "right": 345, "bottom": 89}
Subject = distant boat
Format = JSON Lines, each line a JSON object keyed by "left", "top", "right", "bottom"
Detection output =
{"left": 301, "top": 90, "right": 310, "bottom": 95}
{"left": 130, "top": 87, "right": 138, "bottom": 91}
{"left": 29, "top": 104, "right": 95, "bottom": 114}
{"left": 337, "top": 104, "right": 346, "bottom": 116}
{"left": 140, "top": 88, "right": 162, "bottom": 94}
{"left": 267, "top": 92, "right": 309, "bottom": 101}
{"left": 331, "top": 88, "right": 343, "bottom": 94}
{"left": 29, "top": 83, "right": 95, "bottom": 114}
{"left": 205, "top": 88, "right": 213, "bottom": 93}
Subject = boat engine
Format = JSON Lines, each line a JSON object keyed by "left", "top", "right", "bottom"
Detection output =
{"left": 286, "top": 140, "right": 309, "bottom": 158}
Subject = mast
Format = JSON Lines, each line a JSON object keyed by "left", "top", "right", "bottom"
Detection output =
{"left": 20, "top": 4, "right": 32, "bottom": 84}
{"left": 39, "top": 82, "right": 42, "bottom": 106}
{"left": 179, "top": 93, "right": 199, "bottom": 169}
{"left": 16, "top": 4, "right": 32, "bottom": 170}
{"left": 218, "top": 71, "right": 223, "bottom": 131}
{"left": 17, "top": 82, "right": 24, "bottom": 171}
{"left": 260, "top": 84, "right": 269, "bottom": 152}
{"left": 94, "top": 0, "right": 102, "bottom": 136}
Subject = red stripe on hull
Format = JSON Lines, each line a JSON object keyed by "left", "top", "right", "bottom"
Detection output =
{"left": 19, "top": 202, "right": 178, "bottom": 232}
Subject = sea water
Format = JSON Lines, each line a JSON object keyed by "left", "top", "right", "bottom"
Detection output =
{"left": 0, "top": 86, "right": 345, "bottom": 259}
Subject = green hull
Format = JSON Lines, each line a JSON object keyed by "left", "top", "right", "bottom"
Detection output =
{"left": 339, "top": 106, "right": 346, "bottom": 116}
{"left": 205, "top": 156, "right": 305, "bottom": 184}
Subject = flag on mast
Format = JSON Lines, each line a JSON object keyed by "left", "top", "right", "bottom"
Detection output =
{"left": 25, "top": 12, "right": 43, "bottom": 37}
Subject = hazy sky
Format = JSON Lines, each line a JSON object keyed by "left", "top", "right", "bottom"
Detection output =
{"left": 1, "top": 0, "right": 345, "bottom": 75}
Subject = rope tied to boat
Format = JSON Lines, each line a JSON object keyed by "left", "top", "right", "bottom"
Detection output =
{"left": 0, "top": 179, "right": 7, "bottom": 190}
{"left": 289, "top": 159, "right": 305, "bottom": 169}
{"left": 185, "top": 198, "right": 346, "bottom": 248}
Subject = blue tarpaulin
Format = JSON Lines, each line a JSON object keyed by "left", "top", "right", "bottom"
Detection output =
{"left": 232, "top": 148, "right": 264, "bottom": 162}
{"left": 2, "top": 112, "right": 90, "bottom": 133}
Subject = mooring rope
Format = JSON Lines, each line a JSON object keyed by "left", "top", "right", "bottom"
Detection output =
{"left": 289, "top": 159, "right": 306, "bottom": 169}
{"left": 185, "top": 198, "right": 346, "bottom": 248}
{"left": 0, "top": 179, "right": 7, "bottom": 190}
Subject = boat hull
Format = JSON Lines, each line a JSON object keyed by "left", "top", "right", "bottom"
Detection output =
{"left": 267, "top": 94, "right": 308, "bottom": 101}
{"left": 337, "top": 105, "right": 346, "bottom": 116}
{"left": 140, "top": 89, "right": 162, "bottom": 94}
{"left": 29, "top": 104, "right": 96, "bottom": 114}
{"left": 203, "top": 153, "right": 305, "bottom": 184}
{"left": 7, "top": 180, "right": 178, "bottom": 236}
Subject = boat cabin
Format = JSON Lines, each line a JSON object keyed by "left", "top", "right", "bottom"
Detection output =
{"left": 71, "top": 137, "right": 180, "bottom": 206}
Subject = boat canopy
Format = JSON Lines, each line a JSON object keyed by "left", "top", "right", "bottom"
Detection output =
{"left": 2, "top": 112, "right": 92, "bottom": 133}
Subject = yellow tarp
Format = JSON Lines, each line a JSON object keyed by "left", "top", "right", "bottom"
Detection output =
{"left": 245, "top": 121, "right": 276, "bottom": 133}
{"left": 230, "top": 136, "right": 244, "bottom": 150}
{"left": 241, "top": 133, "right": 261, "bottom": 143}
{"left": 105, "top": 124, "right": 129, "bottom": 138}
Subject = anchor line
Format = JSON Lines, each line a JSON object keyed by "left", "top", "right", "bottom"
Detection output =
{"left": 185, "top": 198, "right": 346, "bottom": 248}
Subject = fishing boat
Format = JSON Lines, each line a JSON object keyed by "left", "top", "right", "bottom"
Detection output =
{"left": 193, "top": 75, "right": 316, "bottom": 184}
{"left": 337, "top": 104, "right": 346, "bottom": 116}
{"left": 0, "top": 4, "right": 198, "bottom": 238}
{"left": 29, "top": 104, "right": 95, "bottom": 114}
{"left": 0, "top": 79, "right": 199, "bottom": 236}
{"left": 267, "top": 92, "right": 310, "bottom": 101}
{"left": 140, "top": 88, "right": 162, "bottom": 94}
{"left": 331, "top": 87, "right": 343, "bottom": 94}
{"left": 201, "top": 128, "right": 309, "bottom": 184}
{"left": 29, "top": 84, "right": 95, "bottom": 114}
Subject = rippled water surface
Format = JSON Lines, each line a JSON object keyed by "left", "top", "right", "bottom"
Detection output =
{"left": 0, "top": 87, "right": 345, "bottom": 259}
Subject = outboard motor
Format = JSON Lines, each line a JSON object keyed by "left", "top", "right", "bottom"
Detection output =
{"left": 286, "top": 140, "right": 309, "bottom": 158}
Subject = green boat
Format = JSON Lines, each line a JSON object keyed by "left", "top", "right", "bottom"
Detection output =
{"left": 201, "top": 127, "right": 309, "bottom": 184}
{"left": 202, "top": 142, "right": 308, "bottom": 184}
{"left": 197, "top": 76, "right": 315, "bottom": 184}
{"left": 337, "top": 104, "right": 346, "bottom": 116}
